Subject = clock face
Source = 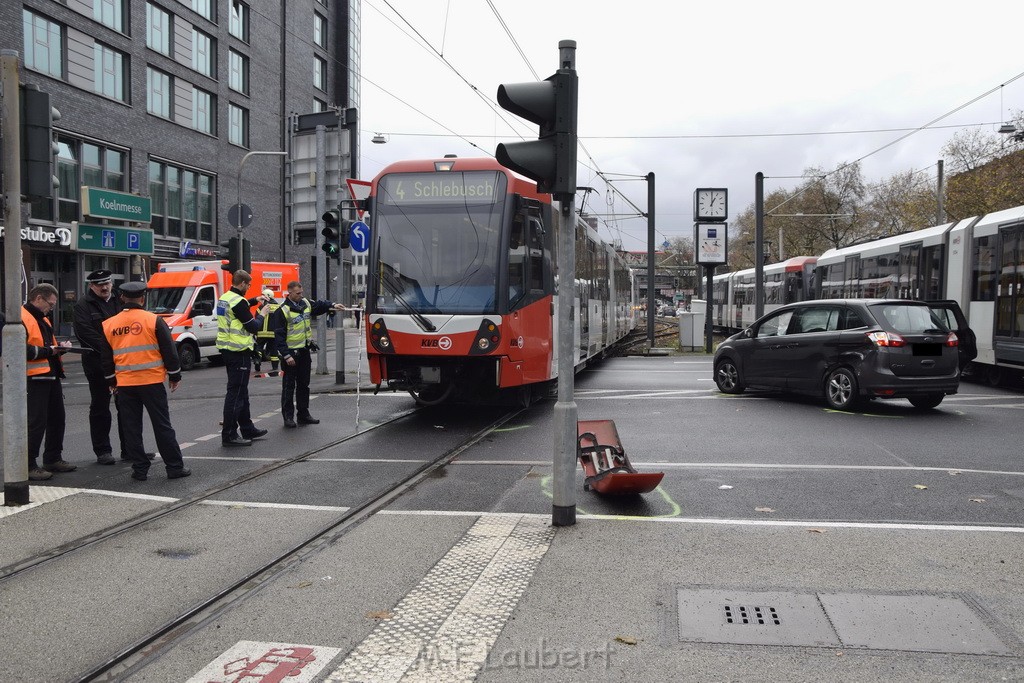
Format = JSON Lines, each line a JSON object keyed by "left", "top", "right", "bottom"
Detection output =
{"left": 696, "top": 189, "right": 727, "bottom": 219}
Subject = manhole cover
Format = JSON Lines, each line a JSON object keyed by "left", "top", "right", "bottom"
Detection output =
{"left": 677, "top": 589, "right": 840, "bottom": 647}
{"left": 818, "top": 593, "right": 1011, "bottom": 655}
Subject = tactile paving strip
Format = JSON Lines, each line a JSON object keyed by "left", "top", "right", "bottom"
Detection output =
{"left": 326, "top": 514, "right": 554, "bottom": 682}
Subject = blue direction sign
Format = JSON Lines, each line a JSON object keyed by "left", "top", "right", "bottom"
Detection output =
{"left": 349, "top": 221, "right": 370, "bottom": 253}
{"left": 73, "top": 223, "right": 154, "bottom": 256}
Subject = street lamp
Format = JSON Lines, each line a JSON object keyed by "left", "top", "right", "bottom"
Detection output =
{"left": 371, "top": 133, "right": 388, "bottom": 144}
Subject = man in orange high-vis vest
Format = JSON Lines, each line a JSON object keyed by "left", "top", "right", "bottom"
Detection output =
{"left": 23, "top": 284, "right": 76, "bottom": 481}
{"left": 100, "top": 281, "right": 190, "bottom": 482}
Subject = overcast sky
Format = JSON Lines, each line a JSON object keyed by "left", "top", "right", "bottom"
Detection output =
{"left": 358, "top": 0, "right": 1024, "bottom": 251}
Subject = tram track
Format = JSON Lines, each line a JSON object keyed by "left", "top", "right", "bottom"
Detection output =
{"left": 60, "top": 405, "right": 523, "bottom": 682}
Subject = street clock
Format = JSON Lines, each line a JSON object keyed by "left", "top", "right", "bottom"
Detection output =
{"left": 694, "top": 188, "right": 728, "bottom": 221}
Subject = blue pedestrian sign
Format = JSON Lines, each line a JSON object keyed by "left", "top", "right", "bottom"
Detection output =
{"left": 349, "top": 221, "right": 370, "bottom": 253}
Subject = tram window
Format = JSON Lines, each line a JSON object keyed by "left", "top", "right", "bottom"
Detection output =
{"left": 527, "top": 217, "right": 544, "bottom": 291}
{"left": 971, "top": 235, "right": 996, "bottom": 301}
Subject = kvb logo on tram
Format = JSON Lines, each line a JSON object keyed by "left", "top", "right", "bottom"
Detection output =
{"left": 421, "top": 336, "right": 453, "bottom": 350}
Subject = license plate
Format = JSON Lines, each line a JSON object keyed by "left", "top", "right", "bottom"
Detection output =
{"left": 912, "top": 343, "right": 941, "bottom": 357}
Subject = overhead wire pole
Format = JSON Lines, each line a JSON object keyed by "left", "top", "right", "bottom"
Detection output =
{"left": 2, "top": 50, "right": 30, "bottom": 506}
{"left": 646, "top": 172, "right": 655, "bottom": 346}
{"left": 755, "top": 171, "right": 765, "bottom": 319}
{"left": 336, "top": 107, "right": 358, "bottom": 384}
{"left": 315, "top": 125, "right": 328, "bottom": 375}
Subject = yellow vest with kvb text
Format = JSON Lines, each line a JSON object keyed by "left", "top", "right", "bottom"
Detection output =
{"left": 282, "top": 298, "right": 313, "bottom": 350}
{"left": 102, "top": 308, "right": 166, "bottom": 386}
{"left": 216, "top": 290, "right": 255, "bottom": 352}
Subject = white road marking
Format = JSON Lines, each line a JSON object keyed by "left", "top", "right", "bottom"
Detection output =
{"left": 187, "top": 641, "right": 341, "bottom": 683}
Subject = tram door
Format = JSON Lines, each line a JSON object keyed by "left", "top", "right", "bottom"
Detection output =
{"left": 996, "top": 226, "right": 1024, "bottom": 340}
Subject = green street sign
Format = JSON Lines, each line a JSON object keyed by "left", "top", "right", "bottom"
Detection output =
{"left": 80, "top": 186, "right": 151, "bottom": 223}
{"left": 72, "top": 222, "right": 154, "bottom": 256}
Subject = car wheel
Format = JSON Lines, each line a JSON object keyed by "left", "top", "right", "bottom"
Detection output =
{"left": 715, "top": 359, "right": 745, "bottom": 394}
{"left": 178, "top": 341, "right": 199, "bottom": 371}
{"left": 909, "top": 393, "right": 944, "bottom": 410}
{"left": 825, "top": 367, "right": 859, "bottom": 410}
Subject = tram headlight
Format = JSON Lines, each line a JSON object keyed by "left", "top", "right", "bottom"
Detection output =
{"left": 369, "top": 318, "right": 395, "bottom": 354}
{"left": 469, "top": 318, "right": 500, "bottom": 356}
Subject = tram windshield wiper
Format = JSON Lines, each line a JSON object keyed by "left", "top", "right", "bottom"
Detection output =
{"left": 378, "top": 269, "right": 436, "bottom": 332}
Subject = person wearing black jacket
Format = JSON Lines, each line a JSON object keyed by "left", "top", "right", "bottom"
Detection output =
{"left": 73, "top": 270, "right": 156, "bottom": 465}
{"left": 24, "top": 284, "right": 76, "bottom": 480}
{"left": 272, "top": 280, "right": 344, "bottom": 428}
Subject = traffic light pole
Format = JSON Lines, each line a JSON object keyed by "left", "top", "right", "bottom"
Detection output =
{"left": 551, "top": 40, "right": 578, "bottom": 528}
{"left": 315, "top": 125, "right": 328, "bottom": 375}
{"left": 2, "top": 50, "right": 30, "bottom": 505}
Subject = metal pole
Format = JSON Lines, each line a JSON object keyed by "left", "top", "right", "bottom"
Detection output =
{"left": 646, "top": 172, "right": 655, "bottom": 346}
{"left": 704, "top": 266, "right": 714, "bottom": 353}
{"left": 552, "top": 39, "right": 577, "bottom": 528}
{"left": 235, "top": 149, "right": 286, "bottom": 263}
{"left": 2, "top": 50, "right": 30, "bottom": 505}
{"left": 936, "top": 159, "right": 945, "bottom": 225}
{"left": 336, "top": 107, "right": 358, "bottom": 384}
{"left": 754, "top": 171, "right": 765, "bottom": 319}
{"left": 315, "top": 125, "right": 327, "bottom": 374}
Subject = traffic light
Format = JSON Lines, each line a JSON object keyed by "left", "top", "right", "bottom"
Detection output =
{"left": 220, "top": 236, "right": 252, "bottom": 272}
{"left": 220, "top": 236, "right": 240, "bottom": 272}
{"left": 321, "top": 206, "right": 350, "bottom": 262}
{"left": 20, "top": 84, "right": 61, "bottom": 199}
{"left": 495, "top": 61, "right": 577, "bottom": 196}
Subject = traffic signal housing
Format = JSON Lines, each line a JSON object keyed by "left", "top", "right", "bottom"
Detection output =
{"left": 495, "top": 67, "right": 577, "bottom": 197}
{"left": 219, "top": 236, "right": 251, "bottom": 273}
{"left": 321, "top": 207, "right": 351, "bottom": 262}
{"left": 20, "top": 85, "right": 61, "bottom": 199}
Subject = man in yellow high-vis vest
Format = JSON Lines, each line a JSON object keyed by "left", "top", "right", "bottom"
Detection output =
{"left": 100, "top": 281, "right": 190, "bottom": 482}
{"left": 216, "top": 270, "right": 271, "bottom": 446}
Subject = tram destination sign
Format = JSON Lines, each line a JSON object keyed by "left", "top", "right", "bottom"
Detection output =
{"left": 81, "top": 186, "right": 152, "bottom": 223}
{"left": 379, "top": 172, "right": 501, "bottom": 205}
{"left": 72, "top": 222, "right": 154, "bottom": 256}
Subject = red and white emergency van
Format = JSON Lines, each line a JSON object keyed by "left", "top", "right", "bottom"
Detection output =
{"left": 146, "top": 260, "right": 300, "bottom": 370}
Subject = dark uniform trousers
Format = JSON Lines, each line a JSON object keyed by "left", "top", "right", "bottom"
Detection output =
{"left": 27, "top": 379, "right": 65, "bottom": 468}
{"left": 117, "top": 383, "right": 185, "bottom": 476}
{"left": 84, "top": 364, "right": 128, "bottom": 456}
{"left": 221, "top": 350, "right": 258, "bottom": 439}
{"left": 281, "top": 347, "right": 312, "bottom": 420}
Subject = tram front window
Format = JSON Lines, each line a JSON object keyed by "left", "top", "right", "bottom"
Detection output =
{"left": 373, "top": 171, "right": 507, "bottom": 315}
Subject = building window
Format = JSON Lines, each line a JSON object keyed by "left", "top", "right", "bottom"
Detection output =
{"left": 314, "top": 56, "right": 326, "bottom": 91}
{"left": 228, "top": 49, "right": 248, "bottom": 95}
{"left": 313, "top": 98, "right": 326, "bottom": 113}
{"left": 229, "top": 0, "right": 249, "bottom": 42}
{"left": 146, "top": 67, "right": 171, "bottom": 118}
{"left": 93, "top": 43, "right": 127, "bottom": 102}
{"left": 31, "top": 136, "right": 128, "bottom": 224}
{"left": 23, "top": 10, "right": 63, "bottom": 79}
{"left": 192, "top": 0, "right": 213, "bottom": 21}
{"left": 314, "top": 13, "right": 327, "bottom": 49}
{"left": 146, "top": 3, "right": 171, "bottom": 56}
{"left": 192, "top": 87, "right": 214, "bottom": 134}
{"left": 228, "top": 104, "right": 249, "bottom": 147}
{"left": 94, "top": 0, "right": 124, "bottom": 33}
{"left": 192, "top": 29, "right": 214, "bottom": 77}
{"left": 149, "top": 159, "right": 215, "bottom": 241}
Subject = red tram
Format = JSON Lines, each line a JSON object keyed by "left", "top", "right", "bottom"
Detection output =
{"left": 364, "top": 156, "right": 633, "bottom": 404}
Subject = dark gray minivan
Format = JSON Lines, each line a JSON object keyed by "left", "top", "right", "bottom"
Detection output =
{"left": 713, "top": 299, "right": 963, "bottom": 410}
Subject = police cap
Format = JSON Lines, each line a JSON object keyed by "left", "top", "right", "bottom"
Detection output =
{"left": 86, "top": 269, "right": 113, "bottom": 285}
{"left": 119, "top": 281, "right": 148, "bottom": 297}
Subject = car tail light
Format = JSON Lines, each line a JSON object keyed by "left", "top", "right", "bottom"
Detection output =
{"left": 945, "top": 332, "right": 959, "bottom": 347}
{"left": 867, "top": 331, "right": 906, "bottom": 347}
